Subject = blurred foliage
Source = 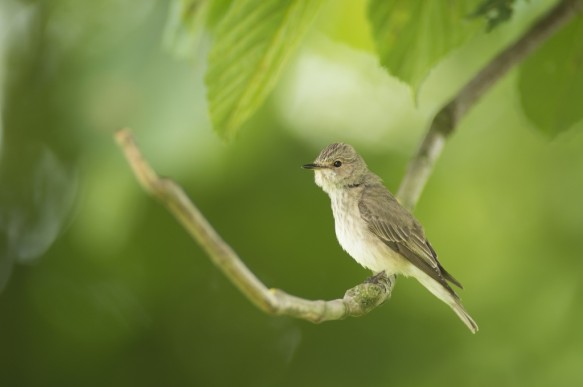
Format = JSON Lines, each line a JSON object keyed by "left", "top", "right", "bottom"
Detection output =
{"left": 469, "top": 0, "right": 517, "bottom": 31}
{"left": 519, "top": 16, "right": 583, "bottom": 137}
{"left": 163, "top": 0, "right": 210, "bottom": 59}
{"left": 1, "top": 0, "right": 583, "bottom": 387}
{"left": 162, "top": 0, "right": 232, "bottom": 59}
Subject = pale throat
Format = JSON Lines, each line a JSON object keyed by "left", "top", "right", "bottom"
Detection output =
{"left": 314, "top": 170, "right": 335, "bottom": 194}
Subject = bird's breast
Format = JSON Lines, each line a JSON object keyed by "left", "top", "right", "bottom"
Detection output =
{"left": 330, "top": 190, "right": 403, "bottom": 274}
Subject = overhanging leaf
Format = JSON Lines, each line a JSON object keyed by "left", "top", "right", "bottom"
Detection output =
{"left": 368, "top": 0, "right": 482, "bottom": 92}
{"left": 206, "top": 0, "right": 325, "bottom": 139}
{"left": 518, "top": 16, "right": 583, "bottom": 137}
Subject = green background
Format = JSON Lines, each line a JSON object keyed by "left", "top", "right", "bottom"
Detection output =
{"left": 1, "top": 1, "right": 582, "bottom": 386}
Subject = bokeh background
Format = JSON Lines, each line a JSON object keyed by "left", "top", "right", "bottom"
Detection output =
{"left": 1, "top": 0, "right": 582, "bottom": 386}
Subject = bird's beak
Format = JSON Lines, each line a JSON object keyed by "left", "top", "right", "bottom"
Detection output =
{"left": 302, "top": 163, "right": 321, "bottom": 170}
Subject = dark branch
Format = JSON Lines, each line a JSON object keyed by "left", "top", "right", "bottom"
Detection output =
{"left": 397, "top": 0, "right": 582, "bottom": 209}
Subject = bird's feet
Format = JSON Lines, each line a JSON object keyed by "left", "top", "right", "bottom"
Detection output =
{"left": 366, "top": 271, "right": 388, "bottom": 284}
{"left": 365, "top": 271, "right": 396, "bottom": 293}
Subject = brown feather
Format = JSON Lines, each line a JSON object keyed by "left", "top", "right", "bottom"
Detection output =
{"left": 358, "top": 182, "right": 463, "bottom": 296}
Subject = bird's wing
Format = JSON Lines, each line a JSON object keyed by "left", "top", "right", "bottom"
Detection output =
{"left": 358, "top": 184, "right": 462, "bottom": 293}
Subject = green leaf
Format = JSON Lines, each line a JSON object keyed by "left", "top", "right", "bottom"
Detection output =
{"left": 205, "top": 0, "right": 325, "bottom": 139}
{"left": 368, "top": 0, "right": 481, "bottom": 91}
{"left": 206, "top": 0, "right": 234, "bottom": 30}
{"left": 518, "top": 17, "right": 583, "bottom": 138}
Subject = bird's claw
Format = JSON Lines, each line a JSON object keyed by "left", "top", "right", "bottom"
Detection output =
{"left": 365, "top": 271, "right": 388, "bottom": 284}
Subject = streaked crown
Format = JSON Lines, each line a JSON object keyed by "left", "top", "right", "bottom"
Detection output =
{"left": 315, "top": 143, "right": 360, "bottom": 165}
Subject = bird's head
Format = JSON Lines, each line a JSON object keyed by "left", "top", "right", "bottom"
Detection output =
{"left": 303, "top": 143, "right": 368, "bottom": 193}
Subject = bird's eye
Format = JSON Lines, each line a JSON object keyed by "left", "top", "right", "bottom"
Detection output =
{"left": 333, "top": 160, "right": 342, "bottom": 168}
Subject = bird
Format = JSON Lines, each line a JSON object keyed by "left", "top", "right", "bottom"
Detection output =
{"left": 303, "top": 143, "right": 478, "bottom": 333}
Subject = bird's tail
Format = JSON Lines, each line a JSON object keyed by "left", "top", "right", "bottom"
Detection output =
{"left": 449, "top": 299, "right": 479, "bottom": 334}
{"left": 411, "top": 267, "right": 479, "bottom": 333}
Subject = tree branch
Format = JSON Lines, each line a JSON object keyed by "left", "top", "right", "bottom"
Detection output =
{"left": 397, "top": 0, "right": 583, "bottom": 210}
{"left": 115, "top": 128, "right": 396, "bottom": 323}
{"left": 114, "top": 0, "right": 581, "bottom": 324}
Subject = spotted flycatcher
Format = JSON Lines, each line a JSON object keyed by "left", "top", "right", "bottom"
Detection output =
{"left": 303, "top": 143, "right": 478, "bottom": 333}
